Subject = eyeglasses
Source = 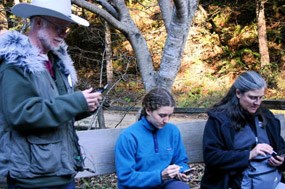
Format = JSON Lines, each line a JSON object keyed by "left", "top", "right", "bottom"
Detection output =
{"left": 40, "top": 16, "right": 71, "bottom": 34}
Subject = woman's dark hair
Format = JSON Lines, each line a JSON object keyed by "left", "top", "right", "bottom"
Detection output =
{"left": 210, "top": 71, "right": 267, "bottom": 130}
{"left": 139, "top": 88, "right": 175, "bottom": 119}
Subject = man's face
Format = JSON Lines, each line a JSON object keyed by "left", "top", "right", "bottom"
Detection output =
{"left": 37, "top": 16, "right": 71, "bottom": 52}
{"left": 236, "top": 88, "right": 265, "bottom": 114}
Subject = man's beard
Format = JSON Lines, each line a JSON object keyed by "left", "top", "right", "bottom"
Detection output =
{"left": 38, "top": 29, "right": 62, "bottom": 52}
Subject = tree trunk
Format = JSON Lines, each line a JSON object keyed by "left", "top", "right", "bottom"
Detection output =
{"left": 0, "top": 2, "right": 8, "bottom": 34}
{"left": 104, "top": 21, "right": 113, "bottom": 83}
{"left": 256, "top": 0, "right": 270, "bottom": 67}
{"left": 158, "top": 0, "right": 198, "bottom": 89}
{"left": 97, "top": 107, "right": 106, "bottom": 129}
{"left": 126, "top": 25, "right": 157, "bottom": 91}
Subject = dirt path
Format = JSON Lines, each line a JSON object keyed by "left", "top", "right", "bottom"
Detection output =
{"left": 75, "top": 110, "right": 208, "bottom": 129}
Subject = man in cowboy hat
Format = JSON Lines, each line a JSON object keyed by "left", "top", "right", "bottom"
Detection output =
{"left": 0, "top": 0, "right": 101, "bottom": 188}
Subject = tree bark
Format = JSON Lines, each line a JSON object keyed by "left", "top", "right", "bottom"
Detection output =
{"left": 0, "top": 1, "right": 8, "bottom": 34}
{"left": 158, "top": 0, "right": 173, "bottom": 32}
{"left": 256, "top": 0, "right": 270, "bottom": 67}
{"left": 104, "top": 21, "right": 113, "bottom": 83}
{"left": 158, "top": 0, "right": 198, "bottom": 89}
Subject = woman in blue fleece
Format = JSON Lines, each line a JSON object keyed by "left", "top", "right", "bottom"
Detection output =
{"left": 115, "top": 88, "right": 191, "bottom": 189}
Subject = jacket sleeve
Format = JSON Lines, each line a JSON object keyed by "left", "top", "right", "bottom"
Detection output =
{"left": 203, "top": 117, "right": 250, "bottom": 171}
{"left": 115, "top": 132, "right": 162, "bottom": 188}
{"left": 276, "top": 125, "right": 285, "bottom": 171}
{"left": 266, "top": 110, "right": 285, "bottom": 170}
{"left": 1, "top": 66, "right": 88, "bottom": 131}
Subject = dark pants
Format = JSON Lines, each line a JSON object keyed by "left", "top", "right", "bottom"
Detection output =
{"left": 160, "top": 179, "right": 190, "bottom": 189}
{"left": 7, "top": 180, "right": 76, "bottom": 189}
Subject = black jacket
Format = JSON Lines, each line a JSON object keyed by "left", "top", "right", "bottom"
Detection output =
{"left": 200, "top": 108, "right": 285, "bottom": 189}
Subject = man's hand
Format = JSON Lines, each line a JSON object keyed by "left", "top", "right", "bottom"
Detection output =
{"left": 82, "top": 88, "right": 102, "bottom": 112}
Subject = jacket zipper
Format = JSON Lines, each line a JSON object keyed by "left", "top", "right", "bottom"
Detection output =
{"left": 152, "top": 131, "right": 158, "bottom": 153}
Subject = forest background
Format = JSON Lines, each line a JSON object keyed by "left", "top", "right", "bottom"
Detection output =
{"left": 1, "top": 1, "right": 285, "bottom": 188}
{"left": 1, "top": 0, "right": 285, "bottom": 109}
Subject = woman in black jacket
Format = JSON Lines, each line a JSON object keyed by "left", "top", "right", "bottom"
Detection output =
{"left": 201, "top": 71, "right": 285, "bottom": 189}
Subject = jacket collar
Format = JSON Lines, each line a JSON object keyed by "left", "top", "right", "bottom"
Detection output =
{"left": 141, "top": 116, "right": 158, "bottom": 132}
{"left": 0, "top": 30, "right": 77, "bottom": 84}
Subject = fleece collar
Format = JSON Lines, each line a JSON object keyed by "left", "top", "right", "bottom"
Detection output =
{"left": 0, "top": 31, "right": 77, "bottom": 84}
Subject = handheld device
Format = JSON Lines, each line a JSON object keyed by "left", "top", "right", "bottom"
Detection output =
{"left": 183, "top": 168, "right": 193, "bottom": 175}
{"left": 94, "top": 84, "right": 109, "bottom": 93}
{"left": 272, "top": 151, "right": 278, "bottom": 157}
{"left": 272, "top": 151, "right": 285, "bottom": 159}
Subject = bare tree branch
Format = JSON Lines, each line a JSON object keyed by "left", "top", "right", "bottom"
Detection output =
{"left": 72, "top": 0, "right": 198, "bottom": 91}
{"left": 96, "top": 0, "right": 118, "bottom": 18}
{"left": 158, "top": 0, "right": 173, "bottom": 31}
{"left": 72, "top": 0, "right": 128, "bottom": 33}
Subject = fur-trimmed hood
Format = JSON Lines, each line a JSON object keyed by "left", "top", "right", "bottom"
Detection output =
{"left": 0, "top": 30, "right": 77, "bottom": 84}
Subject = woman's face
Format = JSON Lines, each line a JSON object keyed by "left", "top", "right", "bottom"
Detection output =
{"left": 146, "top": 106, "right": 174, "bottom": 129}
{"left": 236, "top": 88, "right": 265, "bottom": 114}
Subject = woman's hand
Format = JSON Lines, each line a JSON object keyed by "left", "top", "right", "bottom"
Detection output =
{"left": 268, "top": 154, "right": 285, "bottom": 167}
{"left": 249, "top": 143, "right": 273, "bottom": 160}
{"left": 161, "top": 164, "right": 180, "bottom": 181}
{"left": 176, "top": 172, "right": 191, "bottom": 182}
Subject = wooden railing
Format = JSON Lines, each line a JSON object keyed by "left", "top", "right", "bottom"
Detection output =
{"left": 262, "top": 100, "right": 285, "bottom": 110}
{"left": 107, "top": 100, "right": 285, "bottom": 114}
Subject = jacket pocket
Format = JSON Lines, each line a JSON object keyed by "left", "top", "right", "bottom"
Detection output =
{"left": 27, "top": 134, "right": 62, "bottom": 174}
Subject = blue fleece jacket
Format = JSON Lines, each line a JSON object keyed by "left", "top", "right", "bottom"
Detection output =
{"left": 115, "top": 116, "right": 189, "bottom": 189}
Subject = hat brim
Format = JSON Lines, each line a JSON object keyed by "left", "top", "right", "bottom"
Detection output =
{"left": 12, "top": 3, "right": 89, "bottom": 27}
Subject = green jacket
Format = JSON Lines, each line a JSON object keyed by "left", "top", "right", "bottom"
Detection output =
{"left": 0, "top": 31, "right": 88, "bottom": 184}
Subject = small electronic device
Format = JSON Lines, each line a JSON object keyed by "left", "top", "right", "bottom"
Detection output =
{"left": 272, "top": 151, "right": 278, "bottom": 157}
{"left": 272, "top": 151, "right": 285, "bottom": 159}
{"left": 183, "top": 168, "right": 193, "bottom": 175}
{"left": 93, "top": 84, "right": 109, "bottom": 93}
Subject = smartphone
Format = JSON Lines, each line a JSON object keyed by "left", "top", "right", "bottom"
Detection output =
{"left": 93, "top": 84, "right": 108, "bottom": 93}
{"left": 278, "top": 153, "right": 285, "bottom": 157}
{"left": 272, "top": 151, "right": 285, "bottom": 159}
{"left": 272, "top": 151, "right": 278, "bottom": 157}
{"left": 183, "top": 168, "right": 193, "bottom": 175}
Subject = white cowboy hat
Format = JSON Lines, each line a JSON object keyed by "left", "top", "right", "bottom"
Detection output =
{"left": 11, "top": 0, "right": 89, "bottom": 26}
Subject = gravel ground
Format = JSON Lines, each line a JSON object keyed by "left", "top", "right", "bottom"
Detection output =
{"left": 75, "top": 163, "right": 205, "bottom": 189}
